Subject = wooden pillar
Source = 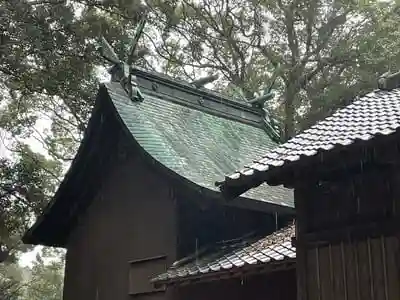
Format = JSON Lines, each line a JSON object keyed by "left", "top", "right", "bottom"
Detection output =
{"left": 294, "top": 186, "right": 308, "bottom": 300}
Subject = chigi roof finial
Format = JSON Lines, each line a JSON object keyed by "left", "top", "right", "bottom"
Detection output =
{"left": 246, "top": 63, "right": 280, "bottom": 109}
{"left": 98, "top": 16, "right": 147, "bottom": 102}
{"left": 378, "top": 70, "right": 400, "bottom": 91}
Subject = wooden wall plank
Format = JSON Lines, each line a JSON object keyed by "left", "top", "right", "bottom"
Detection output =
{"left": 305, "top": 236, "right": 400, "bottom": 300}
{"left": 356, "top": 240, "right": 372, "bottom": 300}
{"left": 297, "top": 173, "right": 400, "bottom": 300}
{"left": 343, "top": 240, "right": 358, "bottom": 300}
{"left": 370, "top": 237, "right": 386, "bottom": 300}
{"left": 384, "top": 236, "right": 400, "bottom": 299}
{"left": 306, "top": 248, "right": 319, "bottom": 300}
{"left": 295, "top": 187, "right": 308, "bottom": 300}
{"left": 318, "top": 246, "right": 333, "bottom": 300}
{"left": 331, "top": 244, "right": 345, "bottom": 300}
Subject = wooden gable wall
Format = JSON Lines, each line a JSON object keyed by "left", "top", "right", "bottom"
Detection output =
{"left": 62, "top": 128, "right": 178, "bottom": 300}
{"left": 58, "top": 86, "right": 295, "bottom": 300}
{"left": 295, "top": 164, "right": 400, "bottom": 300}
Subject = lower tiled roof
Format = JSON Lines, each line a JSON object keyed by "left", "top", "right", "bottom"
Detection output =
{"left": 152, "top": 224, "right": 296, "bottom": 285}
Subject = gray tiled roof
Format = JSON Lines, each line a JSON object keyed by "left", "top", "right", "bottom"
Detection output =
{"left": 222, "top": 88, "right": 400, "bottom": 189}
{"left": 105, "top": 79, "right": 294, "bottom": 207}
{"left": 152, "top": 224, "right": 295, "bottom": 284}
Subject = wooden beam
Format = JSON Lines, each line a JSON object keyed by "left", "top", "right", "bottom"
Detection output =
{"left": 302, "top": 218, "right": 400, "bottom": 247}
{"left": 129, "top": 255, "right": 167, "bottom": 265}
{"left": 295, "top": 187, "right": 308, "bottom": 300}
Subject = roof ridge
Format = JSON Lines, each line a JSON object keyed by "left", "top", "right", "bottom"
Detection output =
{"left": 131, "top": 67, "right": 256, "bottom": 110}
{"left": 130, "top": 68, "right": 282, "bottom": 142}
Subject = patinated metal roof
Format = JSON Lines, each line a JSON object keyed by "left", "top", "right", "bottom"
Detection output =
{"left": 219, "top": 87, "right": 400, "bottom": 195}
{"left": 105, "top": 68, "right": 294, "bottom": 207}
{"left": 23, "top": 68, "right": 294, "bottom": 247}
{"left": 152, "top": 224, "right": 295, "bottom": 285}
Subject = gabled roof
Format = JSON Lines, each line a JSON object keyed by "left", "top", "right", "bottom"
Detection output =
{"left": 152, "top": 224, "right": 295, "bottom": 286}
{"left": 23, "top": 68, "right": 294, "bottom": 246}
{"left": 219, "top": 82, "right": 400, "bottom": 198}
{"left": 106, "top": 68, "right": 293, "bottom": 207}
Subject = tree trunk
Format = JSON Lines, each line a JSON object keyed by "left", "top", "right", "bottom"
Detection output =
{"left": 283, "top": 82, "right": 296, "bottom": 141}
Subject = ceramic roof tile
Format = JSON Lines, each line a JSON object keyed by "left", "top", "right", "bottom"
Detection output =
{"left": 105, "top": 81, "right": 294, "bottom": 207}
{"left": 220, "top": 88, "right": 400, "bottom": 193}
{"left": 152, "top": 224, "right": 295, "bottom": 284}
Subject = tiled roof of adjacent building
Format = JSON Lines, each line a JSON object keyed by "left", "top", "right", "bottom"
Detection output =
{"left": 106, "top": 68, "right": 294, "bottom": 207}
{"left": 218, "top": 73, "right": 400, "bottom": 197}
{"left": 152, "top": 224, "right": 296, "bottom": 285}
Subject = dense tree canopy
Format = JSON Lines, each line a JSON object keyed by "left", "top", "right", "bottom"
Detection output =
{"left": 0, "top": 0, "right": 400, "bottom": 297}
{"left": 0, "top": 247, "right": 64, "bottom": 300}
{"left": 25, "top": 247, "right": 64, "bottom": 300}
{"left": 0, "top": 0, "right": 141, "bottom": 257}
{"left": 147, "top": 0, "right": 400, "bottom": 138}
{"left": 0, "top": 145, "right": 61, "bottom": 260}
{"left": 0, "top": 262, "right": 24, "bottom": 300}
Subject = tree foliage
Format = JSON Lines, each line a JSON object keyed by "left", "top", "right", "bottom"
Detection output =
{"left": 0, "top": 263, "right": 24, "bottom": 300}
{"left": 0, "top": 248, "right": 65, "bottom": 300}
{"left": 0, "top": 0, "right": 143, "bottom": 257}
{"left": 25, "top": 248, "right": 64, "bottom": 300}
{"left": 0, "top": 144, "right": 61, "bottom": 260}
{"left": 147, "top": 0, "right": 400, "bottom": 138}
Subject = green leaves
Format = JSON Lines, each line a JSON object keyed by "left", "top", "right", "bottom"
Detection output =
{"left": 150, "top": 0, "right": 400, "bottom": 139}
{"left": 0, "top": 248, "right": 65, "bottom": 300}
{"left": 0, "top": 0, "right": 147, "bottom": 260}
{"left": 0, "top": 262, "right": 24, "bottom": 300}
{"left": 0, "top": 145, "right": 62, "bottom": 258}
{"left": 25, "top": 248, "right": 64, "bottom": 300}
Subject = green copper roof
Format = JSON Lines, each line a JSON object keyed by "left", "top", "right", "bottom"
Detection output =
{"left": 22, "top": 70, "right": 294, "bottom": 247}
{"left": 104, "top": 71, "right": 293, "bottom": 207}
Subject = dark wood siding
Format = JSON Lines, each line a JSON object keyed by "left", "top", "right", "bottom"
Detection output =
{"left": 303, "top": 235, "right": 400, "bottom": 300}
{"left": 295, "top": 166, "right": 400, "bottom": 300}
{"left": 174, "top": 270, "right": 296, "bottom": 300}
{"left": 304, "top": 170, "right": 395, "bottom": 234}
{"left": 63, "top": 147, "right": 177, "bottom": 300}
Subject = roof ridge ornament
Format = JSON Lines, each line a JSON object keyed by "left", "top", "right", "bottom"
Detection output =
{"left": 246, "top": 64, "right": 282, "bottom": 142}
{"left": 378, "top": 70, "right": 400, "bottom": 91}
{"left": 190, "top": 74, "right": 219, "bottom": 88}
{"left": 246, "top": 63, "right": 280, "bottom": 109}
{"left": 98, "top": 17, "right": 147, "bottom": 102}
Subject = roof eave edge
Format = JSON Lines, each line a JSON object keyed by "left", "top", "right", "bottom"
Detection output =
{"left": 152, "top": 258, "right": 296, "bottom": 287}
{"left": 22, "top": 84, "right": 109, "bottom": 246}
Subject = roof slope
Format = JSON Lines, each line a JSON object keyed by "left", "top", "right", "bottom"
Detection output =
{"left": 106, "top": 69, "right": 293, "bottom": 207}
{"left": 220, "top": 86, "right": 400, "bottom": 196}
{"left": 152, "top": 224, "right": 295, "bottom": 285}
{"left": 23, "top": 69, "right": 294, "bottom": 247}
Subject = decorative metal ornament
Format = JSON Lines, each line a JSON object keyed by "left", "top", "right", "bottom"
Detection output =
{"left": 190, "top": 74, "right": 219, "bottom": 88}
{"left": 98, "top": 17, "right": 147, "bottom": 102}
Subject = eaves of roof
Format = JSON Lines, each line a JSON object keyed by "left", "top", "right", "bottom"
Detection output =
{"left": 23, "top": 71, "right": 295, "bottom": 247}
{"left": 152, "top": 224, "right": 296, "bottom": 287}
{"left": 106, "top": 70, "right": 294, "bottom": 207}
{"left": 218, "top": 87, "right": 400, "bottom": 198}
